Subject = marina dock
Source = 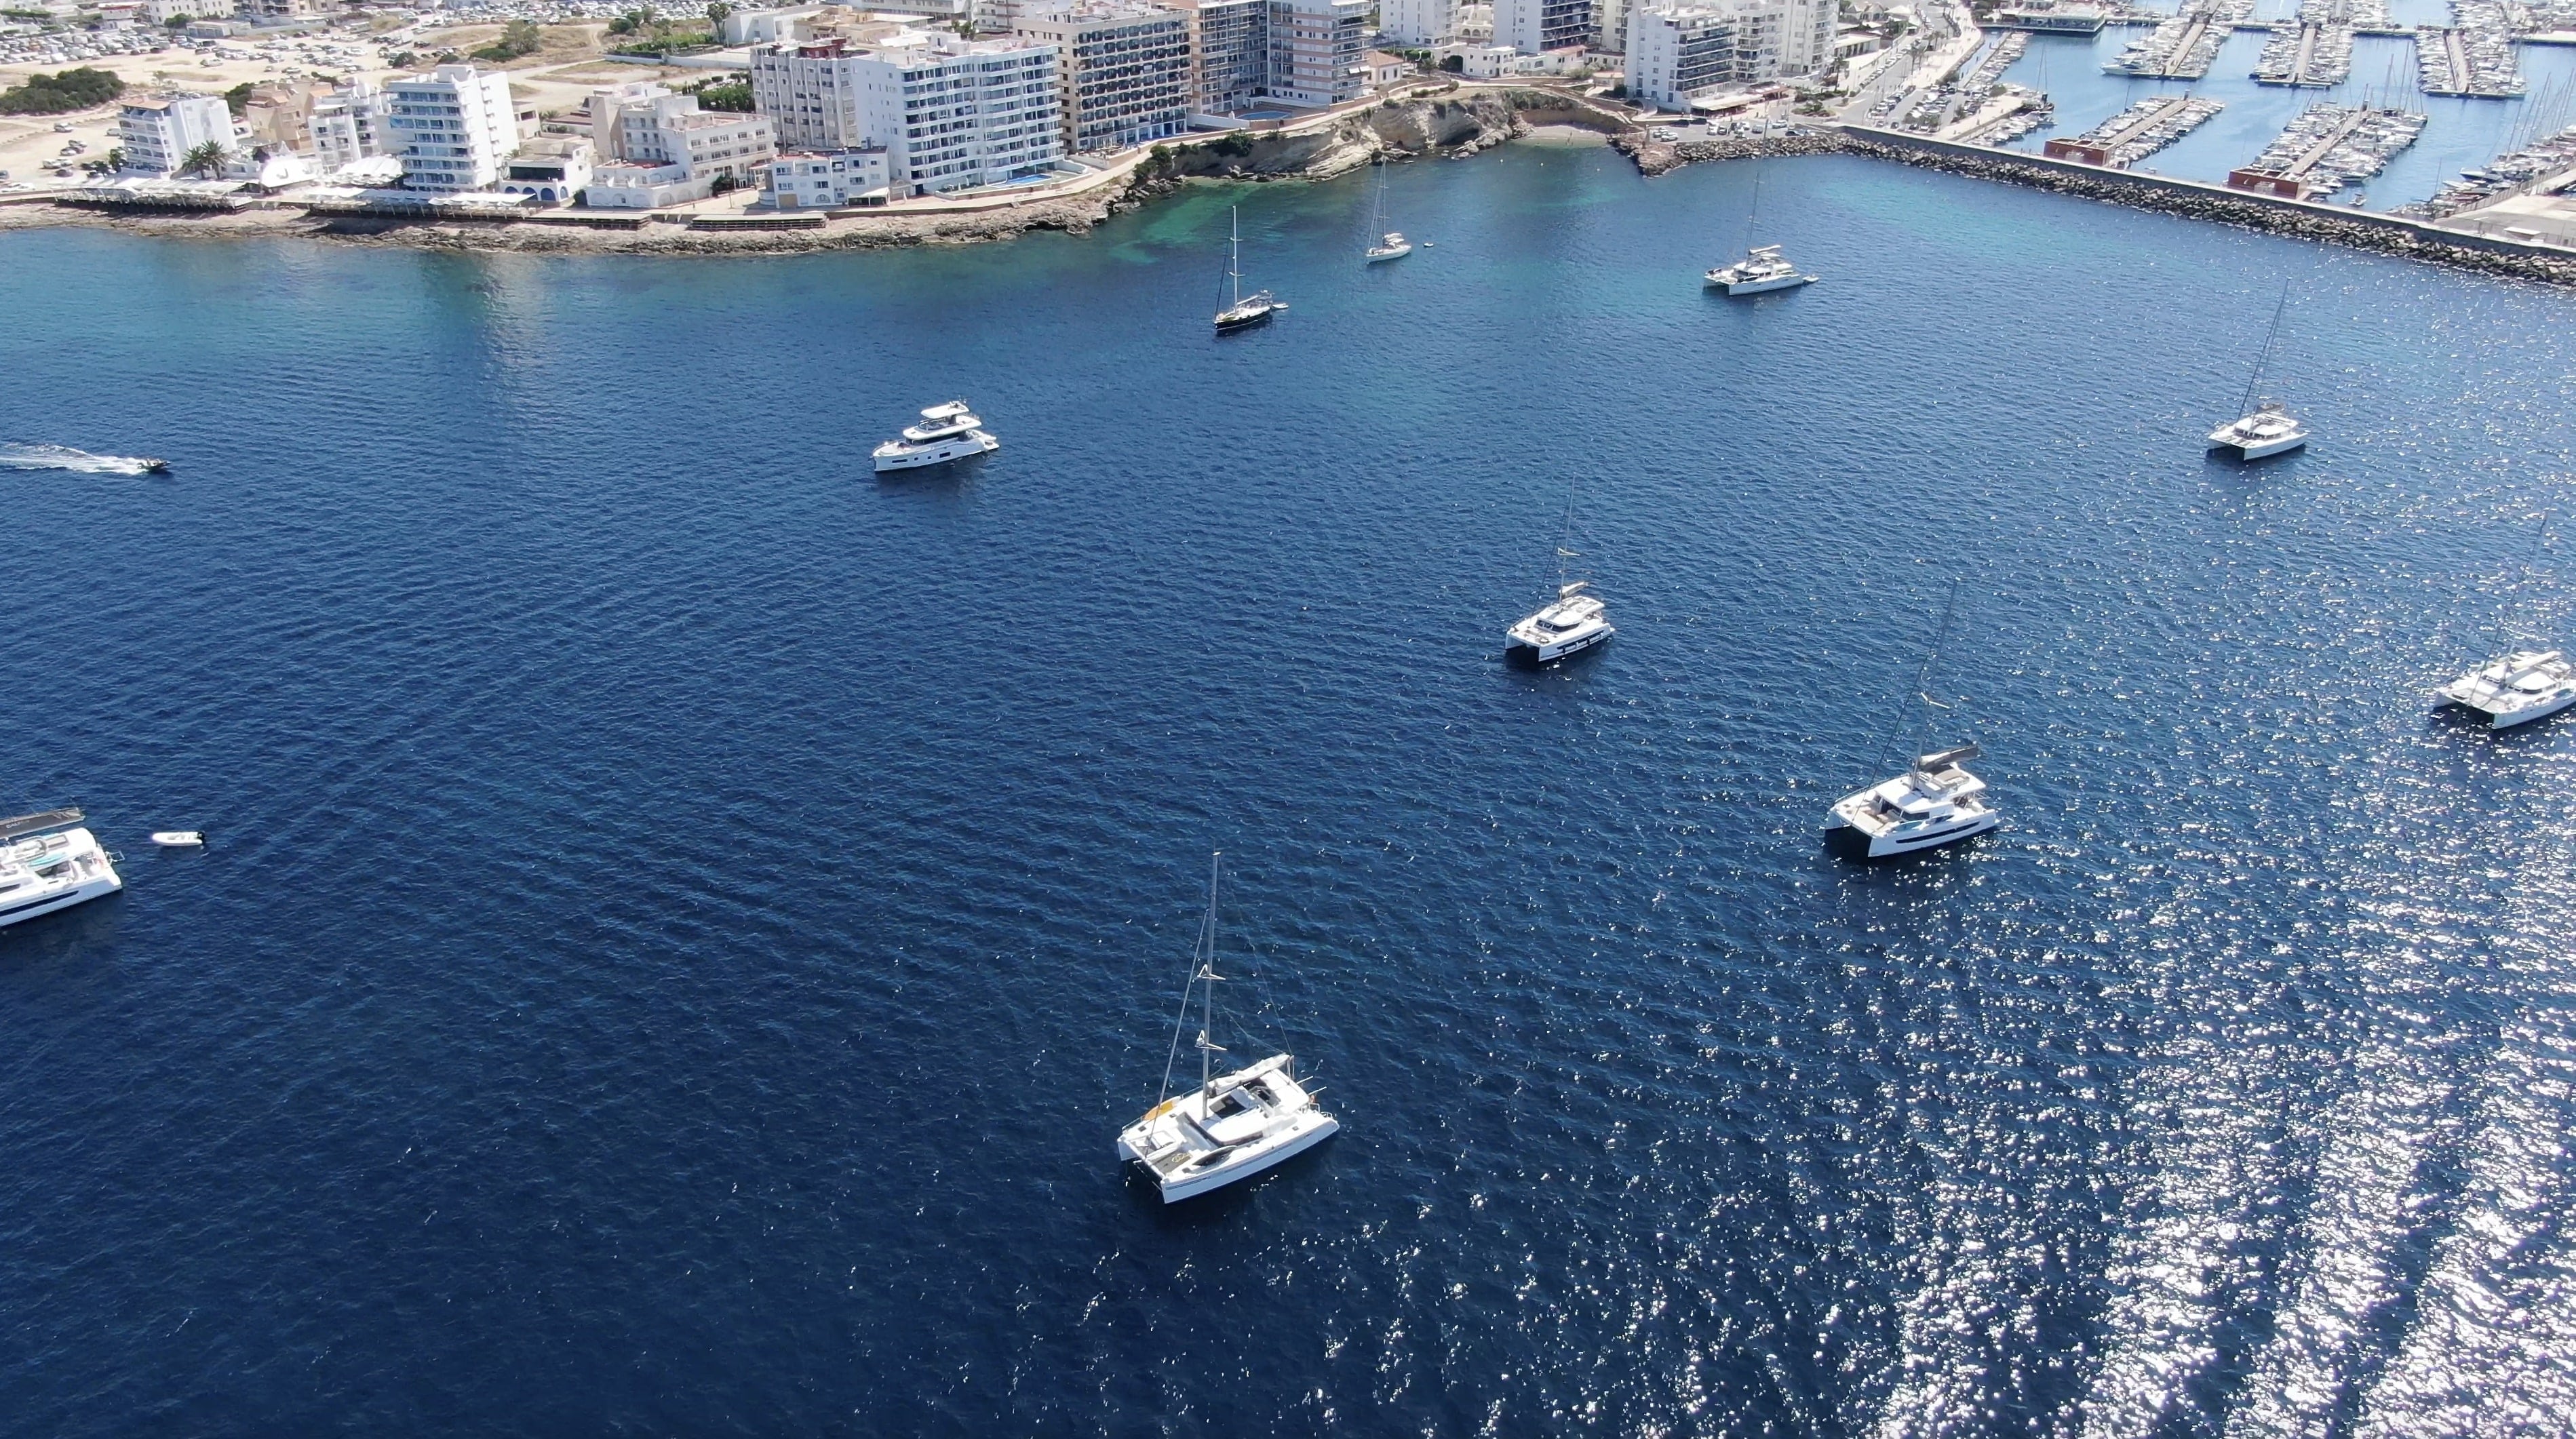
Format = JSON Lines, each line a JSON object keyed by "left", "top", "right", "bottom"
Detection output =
{"left": 2418, "top": 0, "right": 2526, "bottom": 96}
{"left": 2046, "top": 95, "right": 2227, "bottom": 166}
{"left": 2227, "top": 103, "right": 2427, "bottom": 199}
{"left": 2104, "top": 0, "right": 2255, "bottom": 79}
{"left": 2252, "top": 0, "right": 2366, "bottom": 87}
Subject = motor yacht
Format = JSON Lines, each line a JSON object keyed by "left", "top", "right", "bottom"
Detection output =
{"left": 1117, "top": 854, "right": 1338, "bottom": 1203}
{"left": 1704, "top": 244, "right": 1816, "bottom": 296}
{"left": 2434, "top": 648, "right": 2576, "bottom": 728}
{"left": 2207, "top": 400, "right": 2309, "bottom": 460}
{"left": 872, "top": 400, "right": 998, "bottom": 473}
{"left": 0, "top": 807, "right": 123, "bottom": 928}
{"left": 1825, "top": 743, "right": 2002, "bottom": 858}
{"left": 1507, "top": 581, "right": 1613, "bottom": 663}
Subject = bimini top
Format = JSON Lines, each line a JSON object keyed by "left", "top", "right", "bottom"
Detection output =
{"left": 0, "top": 807, "right": 83, "bottom": 844}
{"left": 1915, "top": 742, "right": 1982, "bottom": 772}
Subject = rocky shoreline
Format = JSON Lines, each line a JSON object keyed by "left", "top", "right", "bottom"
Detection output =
{"left": 12, "top": 94, "right": 2572, "bottom": 283}
{"left": 0, "top": 87, "right": 1595, "bottom": 258}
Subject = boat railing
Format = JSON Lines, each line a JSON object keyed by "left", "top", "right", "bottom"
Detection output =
{"left": 0, "top": 807, "right": 82, "bottom": 844}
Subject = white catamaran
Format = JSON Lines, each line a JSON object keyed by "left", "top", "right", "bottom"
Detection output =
{"left": 2434, "top": 525, "right": 2576, "bottom": 728}
{"left": 1704, "top": 165, "right": 1815, "bottom": 296}
{"left": 1505, "top": 482, "right": 1613, "bottom": 663}
{"left": 1826, "top": 584, "right": 2001, "bottom": 859}
{"left": 0, "top": 806, "right": 123, "bottom": 929}
{"left": 1116, "top": 853, "right": 1339, "bottom": 1203}
{"left": 2208, "top": 281, "right": 2309, "bottom": 460}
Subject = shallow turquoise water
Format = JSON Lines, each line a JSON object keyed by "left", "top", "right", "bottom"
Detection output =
{"left": 3, "top": 148, "right": 2575, "bottom": 1434}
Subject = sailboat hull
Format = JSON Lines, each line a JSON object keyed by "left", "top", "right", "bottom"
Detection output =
{"left": 1140, "top": 1113, "right": 1340, "bottom": 1202}
{"left": 1504, "top": 624, "right": 1612, "bottom": 665}
{"left": 1365, "top": 244, "right": 1412, "bottom": 263}
{"left": 1712, "top": 273, "right": 1814, "bottom": 296}
{"left": 2208, "top": 433, "right": 2306, "bottom": 460}
{"left": 1214, "top": 307, "right": 1274, "bottom": 332}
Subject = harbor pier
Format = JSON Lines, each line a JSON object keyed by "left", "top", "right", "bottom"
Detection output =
{"left": 2046, "top": 94, "right": 2226, "bottom": 166}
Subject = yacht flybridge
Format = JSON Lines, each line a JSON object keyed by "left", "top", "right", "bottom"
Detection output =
{"left": 2206, "top": 400, "right": 2309, "bottom": 460}
{"left": 1506, "top": 580, "right": 1614, "bottom": 663}
{"left": 1827, "top": 743, "right": 2002, "bottom": 858}
{"left": 0, "top": 807, "right": 123, "bottom": 929}
{"left": 1117, "top": 854, "right": 1338, "bottom": 1203}
{"left": 1704, "top": 244, "right": 1816, "bottom": 296}
{"left": 1215, "top": 205, "right": 1284, "bottom": 332}
{"left": 2435, "top": 648, "right": 2576, "bottom": 728}
{"left": 872, "top": 400, "right": 998, "bottom": 473}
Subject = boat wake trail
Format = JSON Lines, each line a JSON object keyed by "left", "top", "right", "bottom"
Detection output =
{"left": 0, "top": 443, "right": 164, "bottom": 476}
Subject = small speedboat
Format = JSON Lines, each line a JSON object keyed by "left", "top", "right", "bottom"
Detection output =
{"left": 140, "top": 458, "right": 171, "bottom": 473}
{"left": 150, "top": 831, "right": 205, "bottom": 847}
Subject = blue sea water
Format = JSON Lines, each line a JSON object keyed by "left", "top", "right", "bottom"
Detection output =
{"left": 5, "top": 148, "right": 2576, "bottom": 1435}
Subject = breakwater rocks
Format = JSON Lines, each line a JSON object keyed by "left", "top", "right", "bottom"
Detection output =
{"left": 1835, "top": 136, "right": 2576, "bottom": 286}
{"left": 1611, "top": 123, "right": 2576, "bottom": 288}
{"left": 1612, "top": 129, "right": 1850, "bottom": 177}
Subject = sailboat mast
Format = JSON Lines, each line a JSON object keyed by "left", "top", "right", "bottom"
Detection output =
{"left": 2240, "top": 279, "right": 2291, "bottom": 417}
{"left": 1229, "top": 207, "right": 1243, "bottom": 309}
{"left": 1200, "top": 849, "right": 1219, "bottom": 1095}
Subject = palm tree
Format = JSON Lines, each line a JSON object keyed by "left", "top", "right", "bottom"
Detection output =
{"left": 180, "top": 140, "right": 229, "bottom": 179}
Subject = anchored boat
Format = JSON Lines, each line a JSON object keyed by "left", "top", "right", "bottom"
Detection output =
{"left": 1214, "top": 206, "right": 1284, "bottom": 332}
{"left": 0, "top": 807, "right": 123, "bottom": 928}
{"left": 1826, "top": 585, "right": 1999, "bottom": 859}
{"left": 872, "top": 400, "right": 998, "bottom": 473}
{"left": 1116, "top": 853, "right": 1339, "bottom": 1203}
{"left": 2209, "top": 282, "right": 2308, "bottom": 460}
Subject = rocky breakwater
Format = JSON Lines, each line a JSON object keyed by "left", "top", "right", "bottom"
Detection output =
{"left": 1613, "top": 128, "right": 1853, "bottom": 177}
{"left": 1839, "top": 131, "right": 2576, "bottom": 286}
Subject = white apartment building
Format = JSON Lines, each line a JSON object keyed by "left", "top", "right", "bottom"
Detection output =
{"left": 116, "top": 94, "right": 235, "bottom": 177}
{"left": 763, "top": 148, "right": 891, "bottom": 207}
{"left": 1264, "top": 0, "right": 1367, "bottom": 107}
{"left": 1013, "top": 3, "right": 1193, "bottom": 153}
{"left": 310, "top": 81, "right": 387, "bottom": 173}
{"left": 139, "top": 0, "right": 227, "bottom": 22}
{"left": 1494, "top": 0, "right": 1593, "bottom": 54}
{"left": 1378, "top": 0, "right": 1453, "bottom": 45}
{"left": 614, "top": 90, "right": 778, "bottom": 184}
{"left": 716, "top": 3, "right": 824, "bottom": 43}
{"left": 1188, "top": 0, "right": 1268, "bottom": 113}
{"left": 1624, "top": 0, "right": 1834, "bottom": 102}
{"left": 385, "top": 64, "right": 520, "bottom": 192}
{"left": 749, "top": 32, "right": 1062, "bottom": 195}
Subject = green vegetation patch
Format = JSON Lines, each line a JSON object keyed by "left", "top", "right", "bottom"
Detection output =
{"left": 0, "top": 66, "right": 126, "bottom": 115}
{"left": 473, "top": 18, "right": 542, "bottom": 62}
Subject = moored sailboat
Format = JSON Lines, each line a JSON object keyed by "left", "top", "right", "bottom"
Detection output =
{"left": 1215, "top": 206, "right": 1285, "bottom": 332}
{"left": 1116, "top": 853, "right": 1338, "bottom": 1202}
{"left": 1363, "top": 161, "right": 1411, "bottom": 264}
{"left": 1826, "top": 584, "right": 1999, "bottom": 859}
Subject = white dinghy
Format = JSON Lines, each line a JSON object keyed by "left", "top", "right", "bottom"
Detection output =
{"left": 1116, "top": 852, "right": 1339, "bottom": 1203}
{"left": 150, "top": 831, "right": 206, "bottom": 847}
